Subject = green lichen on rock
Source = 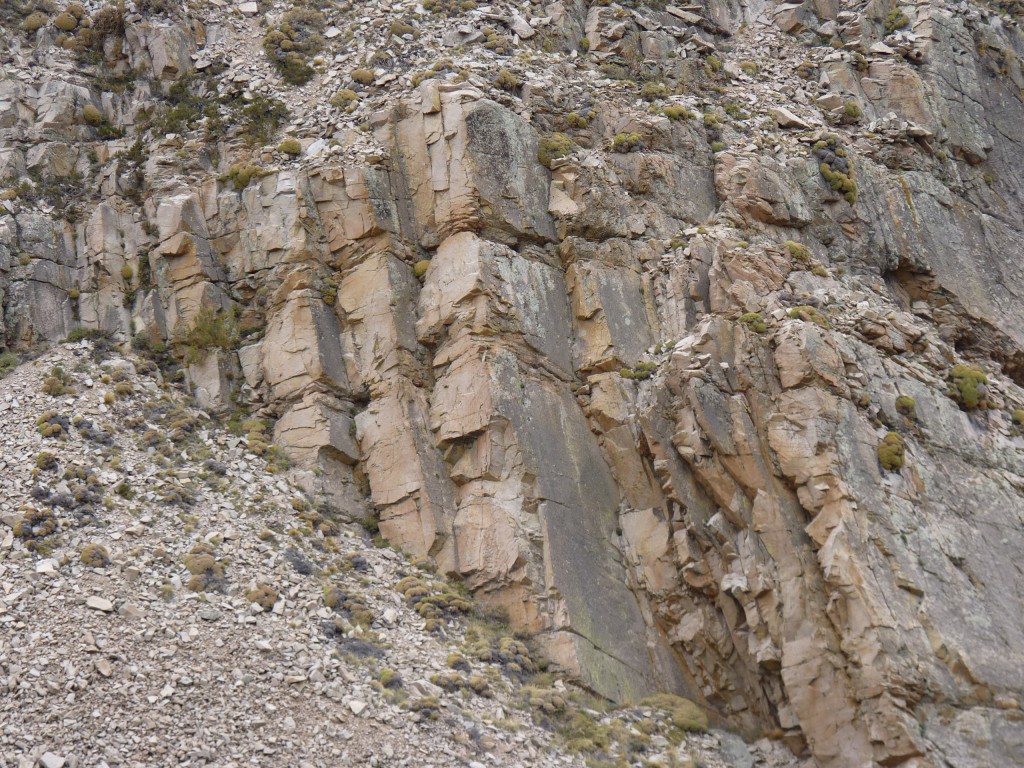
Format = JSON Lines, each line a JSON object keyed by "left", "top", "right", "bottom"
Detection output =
{"left": 785, "top": 240, "right": 811, "bottom": 262}
{"left": 895, "top": 395, "right": 916, "bottom": 417}
{"left": 885, "top": 9, "right": 910, "bottom": 32}
{"left": 788, "top": 305, "right": 830, "bottom": 328}
{"left": 640, "top": 693, "right": 709, "bottom": 740}
{"left": 738, "top": 312, "right": 767, "bottom": 333}
{"left": 246, "top": 582, "right": 279, "bottom": 611}
{"left": 820, "top": 162, "right": 858, "bottom": 205}
{"left": 619, "top": 361, "right": 658, "bottom": 380}
{"left": 662, "top": 105, "right": 695, "bottom": 121}
{"left": 878, "top": 431, "right": 905, "bottom": 471}
{"left": 262, "top": 8, "right": 325, "bottom": 85}
{"left": 947, "top": 364, "right": 988, "bottom": 410}
{"left": 537, "top": 133, "right": 573, "bottom": 168}
{"left": 277, "top": 138, "right": 301, "bottom": 155}
{"left": 612, "top": 132, "right": 644, "bottom": 153}
{"left": 80, "top": 543, "right": 111, "bottom": 568}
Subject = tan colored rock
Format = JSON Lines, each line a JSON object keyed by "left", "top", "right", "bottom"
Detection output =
{"left": 773, "top": 322, "right": 844, "bottom": 390}
{"left": 567, "top": 259, "right": 656, "bottom": 371}
{"left": 714, "top": 154, "right": 812, "bottom": 227}
{"left": 274, "top": 392, "right": 359, "bottom": 466}
{"left": 5, "top": 17, "right": 1024, "bottom": 767}
{"left": 186, "top": 349, "right": 238, "bottom": 412}
{"left": 275, "top": 392, "right": 367, "bottom": 519}
{"left": 260, "top": 290, "right": 348, "bottom": 401}
{"left": 386, "top": 95, "right": 555, "bottom": 246}
{"left": 417, "top": 231, "right": 573, "bottom": 373}
{"left": 337, "top": 252, "right": 422, "bottom": 390}
{"left": 770, "top": 107, "right": 812, "bottom": 130}
{"left": 309, "top": 166, "right": 397, "bottom": 254}
{"left": 355, "top": 381, "right": 456, "bottom": 558}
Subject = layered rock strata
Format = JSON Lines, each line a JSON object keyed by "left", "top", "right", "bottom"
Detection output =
{"left": 3, "top": 0, "right": 1024, "bottom": 764}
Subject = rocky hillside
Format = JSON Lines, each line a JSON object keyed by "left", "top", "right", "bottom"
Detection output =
{"left": 2, "top": 0, "right": 1024, "bottom": 765}
{"left": 0, "top": 341, "right": 795, "bottom": 768}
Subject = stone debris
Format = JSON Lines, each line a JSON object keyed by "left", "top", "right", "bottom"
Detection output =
{"left": 85, "top": 596, "right": 114, "bottom": 612}
{"left": 1, "top": 0, "right": 1024, "bottom": 766}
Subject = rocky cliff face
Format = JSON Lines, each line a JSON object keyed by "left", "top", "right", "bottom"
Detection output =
{"left": 3, "top": 0, "right": 1024, "bottom": 765}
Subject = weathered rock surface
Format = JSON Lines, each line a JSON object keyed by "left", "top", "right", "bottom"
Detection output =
{"left": 2, "top": 343, "right": 788, "bottom": 768}
{"left": 4, "top": 0, "right": 1024, "bottom": 765}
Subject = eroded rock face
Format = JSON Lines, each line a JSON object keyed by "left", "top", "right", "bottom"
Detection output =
{"left": 4, "top": 0, "right": 1024, "bottom": 765}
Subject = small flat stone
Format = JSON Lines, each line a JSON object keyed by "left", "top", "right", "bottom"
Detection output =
{"left": 118, "top": 603, "right": 145, "bottom": 619}
{"left": 770, "top": 107, "right": 811, "bottom": 130}
{"left": 349, "top": 700, "right": 367, "bottom": 715}
{"left": 40, "top": 753, "right": 66, "bottom": 768}
{"left": 86, "top": 596, "right": 114, "bottom": 612}
{"left": 666, "top": 5, "right": 703, "bottom": 23}
{"left": 198, "top": 607, "right": 223, "bottom": 622}
{"left": 510, "top": 13, "right": 534, "bottom": 39}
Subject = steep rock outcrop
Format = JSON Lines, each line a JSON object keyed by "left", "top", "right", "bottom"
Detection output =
{"left": 4, "top": 0, "right": 1024, "bottom": 765}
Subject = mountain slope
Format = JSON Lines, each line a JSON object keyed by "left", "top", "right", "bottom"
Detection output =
{"left": 2, "top": 0, "right": 1024, "bottom": 765}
